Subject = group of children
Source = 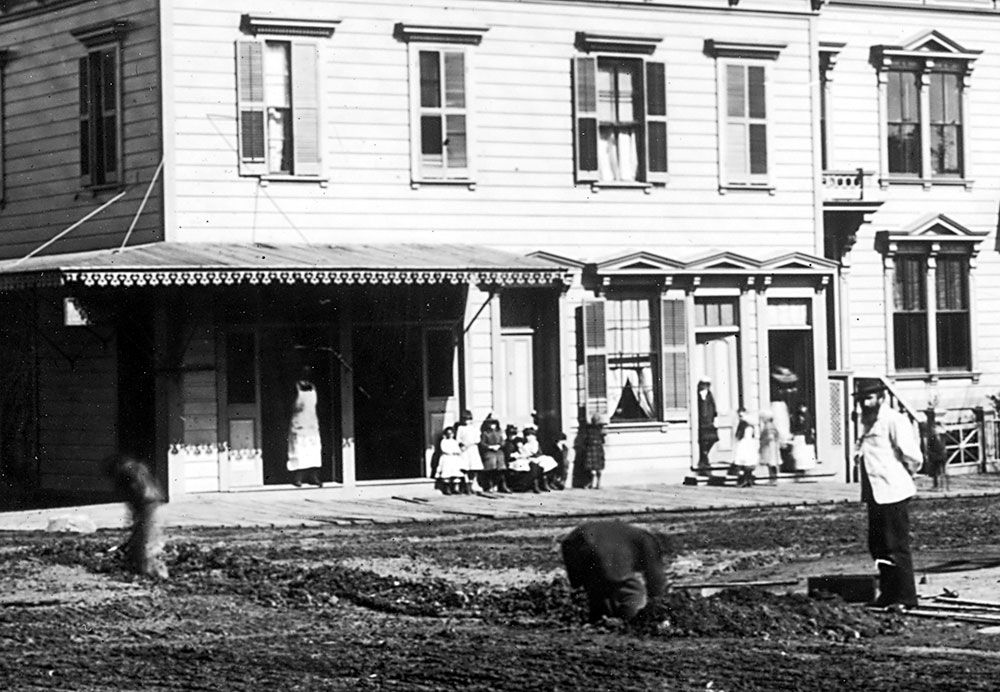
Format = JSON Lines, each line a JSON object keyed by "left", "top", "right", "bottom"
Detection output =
{"left": 434, "top": 411, "right": 572, "bottom": 495}
{"left": 732, "top": 401, "right": 817, "bottom": 488}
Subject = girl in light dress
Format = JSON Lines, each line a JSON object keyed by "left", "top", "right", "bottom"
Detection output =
{"left": 732, "top": 407, "right": 758, "bottom": 488}
{"left": 435, "top": 426, "right": 465, "bottom": 495}
{"left": 455, "top": 410, "right": 483, "bottom": 494}
{"left": 523, "top": 427, "right": 558, "bottom": 492}
{"left": 758, "top": 410, "right": 781, "bottom": 485}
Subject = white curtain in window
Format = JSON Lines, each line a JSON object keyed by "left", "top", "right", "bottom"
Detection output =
{"left": 598, "top": 129, "right": 638, "bottom": 182}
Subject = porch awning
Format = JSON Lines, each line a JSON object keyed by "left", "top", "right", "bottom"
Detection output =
{"left": 0, "top": 242, "right": 572, "bottom": 290}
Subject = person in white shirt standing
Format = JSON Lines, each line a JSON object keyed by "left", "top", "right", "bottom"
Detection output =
{"left": 854, "top": 381, "right": 923, "bottom": 610}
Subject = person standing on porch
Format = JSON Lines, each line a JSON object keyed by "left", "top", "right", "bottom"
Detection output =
{"left": 854, "top": 381, "right": 923, "bottom": 610}
{"left": 770, "top": 366, "right": 798, "bottom": 473}
{"left": 696, "top": 377, "right": 718, "bottom": 476}
{"left": 582, "top": 414, "right": 606, "bottom": 489}
{"left": 733, "top": 407, "right": 758, "bottom": 488}
{"left": 287, "top": 366, "right": 323, "bottom": 488}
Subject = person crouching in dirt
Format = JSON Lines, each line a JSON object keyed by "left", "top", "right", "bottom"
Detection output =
{"left": 105, "top": 454, "right": 169, "bottom": 579}
{"left": 561, "top": 520, "right": 672, "bottom": 624}
{"left": 854, "top": 381, "right": 923, "bottom": 610}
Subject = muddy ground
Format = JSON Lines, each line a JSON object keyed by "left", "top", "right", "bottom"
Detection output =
{"left": 2, "top": 495, "right": 1000, "bottom": 691}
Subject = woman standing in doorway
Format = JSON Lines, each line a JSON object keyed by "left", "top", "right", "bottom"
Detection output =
{"left": 287, "top": 366, "right": 323, "bottom": 487}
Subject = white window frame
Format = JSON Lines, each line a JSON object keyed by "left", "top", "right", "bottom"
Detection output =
{"left": 873, "top": 32, "right": 979, "bottom": 191}
{"left": 397, "top": 24, "right": 488, "bottom": 190}
{"left": 236, "top": 15, "right": 339, "bottom": 184}
{"left": 572, "top": 32, "right": 667, "bottom": 191}
{"left": 705, "top": 40, "right": 785, "bottom": 194}
{"left": 72, "top": 21, "right": 127, "bottom": 190}
{"left": 878, "top": 217, "right": 986, "bottom": 383}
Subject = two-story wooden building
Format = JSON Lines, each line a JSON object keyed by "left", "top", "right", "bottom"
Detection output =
{"left": 1, "top": 0, "right": 998, "bottom": 501}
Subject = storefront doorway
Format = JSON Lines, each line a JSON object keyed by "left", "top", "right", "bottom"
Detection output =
{"left": 351, "top": 323, "right": 425, "bottom": 481}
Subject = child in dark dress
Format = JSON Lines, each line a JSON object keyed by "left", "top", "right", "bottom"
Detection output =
{"left": 583, "top": 415, "right": 606, "bottom": 489}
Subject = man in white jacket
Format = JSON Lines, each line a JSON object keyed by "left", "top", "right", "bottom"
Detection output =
{"left": 854, "top": 381, "right": 923, "bottom": 609}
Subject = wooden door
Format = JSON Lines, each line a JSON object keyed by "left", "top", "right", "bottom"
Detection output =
{"left": 498, "top": 330, "right": 535, "bottom": 429}
{"left": 694, "top": 333, "right": 740, "bottom": 464}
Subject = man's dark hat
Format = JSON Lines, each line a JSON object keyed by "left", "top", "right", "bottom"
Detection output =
{"left": 505, "top": 424, "right": 519, "bottom": 433}
{"left": 853, "top": 380, "right": 887, "bottom": 398}
{"left": 460, "top": 410, "right": 474, "bottom": 421}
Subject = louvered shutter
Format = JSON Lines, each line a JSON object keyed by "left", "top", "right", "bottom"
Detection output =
{"left": 236, "top": 41, "right": 267, "bottom": 176}
{"left": 579, "top": 301, "right": 608, "bottom": 420}
{"left": 660, "top": 298, "right": 688, "bottom": 412}
{"left": 645, "top": 61, "right": 668, "bottom": 184}
{"left": 573, "top": 56, "right": 599, "bottom": 183}
{"left": 291, "top": 42, "right": 322, "bottom": 177}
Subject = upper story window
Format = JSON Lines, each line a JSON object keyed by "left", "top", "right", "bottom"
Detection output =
{"left": 236, "top": 15, "right": 340, "bottom": 180}
{"left": 705, "top": 39, "right": 785, "bottom": 193}
{"left": 72, "top": 21, "right": 127, "bottom": 189}
{"left": 573, "top": 32, "right": 667, "bottom": 189}
{"left": 818, "top": 42, "right": 844, "bottom": 172}
{"left": 879, "top": 214, "right": 986, "bottom": 380}
{"left": 397, "top": 23, "right": 489, "bottom": 189}
{"left": 873, "top": 31, "right": 980, "bottom": 189}
{"left": 0, "top": 50, "right": 7, "bottom": 205}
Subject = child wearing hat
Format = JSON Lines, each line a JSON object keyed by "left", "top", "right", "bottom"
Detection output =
{"left": 733, "top": 407, "right": 758, "bottom": 488}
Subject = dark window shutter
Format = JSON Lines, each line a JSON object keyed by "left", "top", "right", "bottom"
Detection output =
{"left": 573, "top": 56, "right": 599, "bottom": 182}
{"left": 236, "top": 41, "right": 267, "bottom": 176}
{"left": 79, "top": 56, "right": 92, "bottom": 182}
{"left": 645, "top": 61, "right": 668, "bottom": 183}
{"left": 579, "top": 301, "right": 608, "bottom": 420}
{"left": 660, "top": 298, "right": 688, "bottom": 411}
{"left": 291, "top": 42, "right": 322, "bottom": 176}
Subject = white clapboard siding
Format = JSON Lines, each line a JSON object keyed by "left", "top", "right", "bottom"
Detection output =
{"left": 163, "top": 0, "right": 817, "bottom": 258}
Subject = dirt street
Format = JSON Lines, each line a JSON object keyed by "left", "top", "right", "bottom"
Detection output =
{"left": 2, "top": 495, "right": 1000, "bottom": 691}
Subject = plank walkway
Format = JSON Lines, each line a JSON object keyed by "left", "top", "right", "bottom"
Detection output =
{"left": 0, "top": 475, "right": 997, "bottom": 532}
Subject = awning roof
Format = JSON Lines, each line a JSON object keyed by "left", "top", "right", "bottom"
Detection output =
{"left": 0, "top": 242, "right": 572, "bottom": 290}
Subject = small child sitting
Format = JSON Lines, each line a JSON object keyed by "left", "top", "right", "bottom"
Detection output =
{"left": 507, "top": 437, "right": 543, "bottom": 493}
{"left": 435, "top": 426, "right": 466, "bottom": 495}
{"left": 523, "top": 427, "right": 557, "bottom": 492}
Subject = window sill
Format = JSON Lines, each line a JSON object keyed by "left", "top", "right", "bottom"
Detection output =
{"left": 879, "top": 177, "right": 974, "bottom": 191}
{"left": 606, "top": 420, "right": 675, "bottom": 433}
{"left": 719, "top": 183, "right": 775, "bottom": 195}
{"left": 80, "top": 182, "right": 126, "bottom": 197}
{"left": 258, "top": 175, "right": 329, "bottom": 188}
{"left": 411, "top": 179, "right": 477, "bottom": 191}
{"left": 589, "top": 181, "right": 655, "bottom": 194}
{"left": 891, "top": 370, "right": 981, "bottom": 384}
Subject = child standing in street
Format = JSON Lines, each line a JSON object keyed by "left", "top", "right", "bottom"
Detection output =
{"left": 105, "top": 454, "right": 169, "bottom": 579}
{"left": 733, "top": 407, "right": 758, "bottom": 488}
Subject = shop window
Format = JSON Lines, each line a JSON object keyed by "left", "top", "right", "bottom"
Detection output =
{"left": 226, "top": 332, "right": 257, "bottom": 404}
{"left": 579, "top": 296, "right": 687, "bottom": 423}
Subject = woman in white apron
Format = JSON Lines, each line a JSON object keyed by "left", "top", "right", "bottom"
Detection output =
{"left": 287, "top": 366, "right": 323, "bottom": 487}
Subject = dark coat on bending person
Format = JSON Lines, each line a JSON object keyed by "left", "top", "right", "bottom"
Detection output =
{"left": 561, "top": 520, "right": 672, "bottom": 622}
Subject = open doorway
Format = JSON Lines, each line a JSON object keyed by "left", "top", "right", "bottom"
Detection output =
{"left": 352, "top": 324, "right": 425, "bottom": 480}
{"left": 259, "top": 328, "right": 338, "bottom": 485}
{"left": 768, "top": 330, "right": 814, "bottom": 415}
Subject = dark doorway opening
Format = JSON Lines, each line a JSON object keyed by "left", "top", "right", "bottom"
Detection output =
{"left": 352, "top": 324, "right": 425, "bottom": 480}
{"left": 117, "top": 310, "right": 156, "bottom": 465}
{"left": 259, "top": 328, "right": 338, "bottom": 485}
{"left": 768, "top": 329, "right": 815, "bottom": 417}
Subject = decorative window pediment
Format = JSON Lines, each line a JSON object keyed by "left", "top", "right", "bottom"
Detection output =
{"left": 598, "top": 252, "right": 685, "bottom": 275}
{"left": 71, "top": 20, "right": 127, "bottom": 47}
{"left": 704, "top": 39, "right": 786, "bottom": 61}
{"left": 395, "top": 23, "right": 489, "bottom": 45}
{"left": 873, "top": 30, "right": 981, "bottom": 71}
{"left": 685, "top": 251, "right": 760, "bottom": 271}
{"left": 760, "top": 253, "right": 839, "bottom": 273}
{"left": 240, "top": 15, "right": 340, "bottom": 38}
{"left": 575, "top": 32, "right": 663, "bottom": 55}
{"left": 878, "top": 213, "right": 988, "bottom": 256}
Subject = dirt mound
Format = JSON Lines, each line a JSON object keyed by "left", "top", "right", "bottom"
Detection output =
{"left": 31, "top": 536, "right": 906, "bottom": 642}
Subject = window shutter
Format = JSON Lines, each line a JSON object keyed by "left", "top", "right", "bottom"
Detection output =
{"left": 573, "top": 56, "right": 599, "bottom": 183}
{"left": 79, "top": 56, "right": 92, "bottom": 185}
{"left": 579, "top": 301, "right": 608, "bottom": 420}
{"left": 236, "top": 41, "right": 267, "bottom": 176}
{"left": 291, "top": 42, "right": 322, "bottom": 177}
{"left": 660, "top": 298, "right": 688, "bottom": 412}
{"left": 645, "top": 61, "right": 668, "bottom": 184}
